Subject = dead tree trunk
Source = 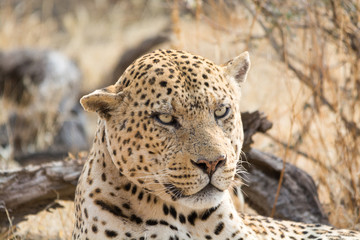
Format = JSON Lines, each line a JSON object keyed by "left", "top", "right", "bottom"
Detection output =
{"left": 242, "top": 149, "right": 330, "bottom": 225}
{"left": 0, "top": 111, "right": 329, "bottom": 233}
{"left": 0, "top": 158, "right": 85, "bottom": 233}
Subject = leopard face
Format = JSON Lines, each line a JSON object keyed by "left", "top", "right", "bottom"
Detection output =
{"left": 81, "top": 49, "right": 249, "bottom": 209}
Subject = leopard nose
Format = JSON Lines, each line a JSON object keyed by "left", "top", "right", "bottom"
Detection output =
{"left": 192, "top": 155, "right": 227, "bottom": 176}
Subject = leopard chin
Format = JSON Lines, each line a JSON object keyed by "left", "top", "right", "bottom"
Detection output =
{"left": 172, "top": 184, "right": 226, "bottom": 210}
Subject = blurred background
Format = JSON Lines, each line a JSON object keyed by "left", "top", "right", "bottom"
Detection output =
{"left": 0, "top": 0, "right": 359, "bottom": 239}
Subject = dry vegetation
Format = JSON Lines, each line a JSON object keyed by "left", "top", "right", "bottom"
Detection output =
{"left": 0, "top": 0, "right": 359, "bottom": 239}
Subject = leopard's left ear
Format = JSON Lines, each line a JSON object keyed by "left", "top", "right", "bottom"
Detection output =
{"left": 80, "top": 85, "right": 125, "bottom": 120}
{"left": 223, "top": 51, "right": 250, "bottom": 83}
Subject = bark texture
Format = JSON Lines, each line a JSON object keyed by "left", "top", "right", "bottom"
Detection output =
{"left": 242, "top": 149, "right": 330, "bottom": 225}
{"left": 0, "top": 158, "right": 85, "bottom": 232}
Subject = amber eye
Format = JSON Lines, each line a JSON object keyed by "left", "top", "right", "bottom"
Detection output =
{"left": 157, "top": 114, "right": 173, "bottom": 124}
{"left": 214, "top": 106, "right": 230, "bottom": 119}
{"left": 153, "top": 113, "right": 179, "bottom": 127}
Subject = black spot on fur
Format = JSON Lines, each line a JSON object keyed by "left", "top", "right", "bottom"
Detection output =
{"left": 138, "top": 191, "right": 144, "bottom": 201}
{"left": 160, "top": 81, "right": 167, "bottom": 87}
{"left": 214, "top": 222, "right": 224, "bottom": 235}
{"left": 130, "top": 214, "right": 143, "bottom": 224}
{"left": 169, "top": 225, "right": 178, "bottom": 231}
{"left": 179, "top": 214, "right": 186, "bottom": 224}
{"left": 122, "top": 203, "right": 130, "bottom": 209}
{"left": 160, "top": 220, "right": 169, "bottom": 226}
{"left": 163, "top": 204, "right": 169, "bottom": 215}
{"left": 201, "top": 205, "right": 220, "bottom": 221}
{"left": 124, "top": 183, "right": 131, "bottom": 191}
{"left": 101, "top": 173, "right": 107, "bottom": 182}
{"left": 135, "top": 131, "right": 143, "bottom": 139}
{"left": 169, "top": 206, "right": 177, "bottom": 220}
{"left": 131, "top": 185, "right": 137, "bottom": 195}
{"left": 146, "top": 219, "right": 158, "bottom": 226}
{"left": 105, "top": 230, "right": 118, "bottom": 238}
{"left": 187, "top": 211, "right": 198, "bottom": 226}
{"left": 94, "top": 200, "right": 127, "bottom": 219}
{"left": 149, "top": 77, "right": 156, "bottom": 85}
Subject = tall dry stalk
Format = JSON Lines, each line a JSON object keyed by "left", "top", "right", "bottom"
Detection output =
{"left": 241, "top": 0, "right": 360, "bottom": 229}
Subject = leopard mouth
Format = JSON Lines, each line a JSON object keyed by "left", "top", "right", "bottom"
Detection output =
{"left": 164, "top": 183, "right": 223, "bottom": 201}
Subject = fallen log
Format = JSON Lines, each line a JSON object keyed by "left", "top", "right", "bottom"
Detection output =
{"left": 0, "top": 157, "right": 85, "bottom": 233}
{"left": 0, "top": 111, "right": 329, "bottom": 233}
{"left": 242, "top": 149, "right": 330, "bottom": 225}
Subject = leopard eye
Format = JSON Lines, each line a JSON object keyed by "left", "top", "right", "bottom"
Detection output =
{"left": 157, "top": 114, "right": 173, "bottom": 124}
{"left": 153, "top": 113, "right": 179, "bottom": 127}
{"left": 214, "top": 106, "right": 230, "bottom": 119}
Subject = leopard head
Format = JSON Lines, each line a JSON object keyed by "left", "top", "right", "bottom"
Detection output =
{"left": 81, "top": 49, "right": 250, "bottom": 209}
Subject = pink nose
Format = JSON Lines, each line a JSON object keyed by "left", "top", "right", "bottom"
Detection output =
{"left": 192, "top": 155, "right": 227, "bottom": 176}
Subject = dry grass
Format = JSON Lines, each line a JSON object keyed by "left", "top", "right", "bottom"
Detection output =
{"left": 0, "top": 0, "right": 359, "bottom": 238}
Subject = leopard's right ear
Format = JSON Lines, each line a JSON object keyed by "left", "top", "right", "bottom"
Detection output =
{"left": 223, "top": 51, "right": 250, "bottom": 84}
{"left": 80, "top": 85, "right": 125, "bottom": 120}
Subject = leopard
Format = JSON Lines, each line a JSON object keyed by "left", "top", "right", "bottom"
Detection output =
{"left": 73, "top": 49, "right": 360, "bottom": 240}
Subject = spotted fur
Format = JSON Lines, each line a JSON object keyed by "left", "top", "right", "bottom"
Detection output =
{"left": 73, "top": 49, "right": 360, "bottom": 240}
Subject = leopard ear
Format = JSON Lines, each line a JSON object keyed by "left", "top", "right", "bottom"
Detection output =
{"left": 80, "top": 85, "right": 124, "bottom": 120}
{"left": 223, "top": 51, "right": 250, "bottom": 83}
